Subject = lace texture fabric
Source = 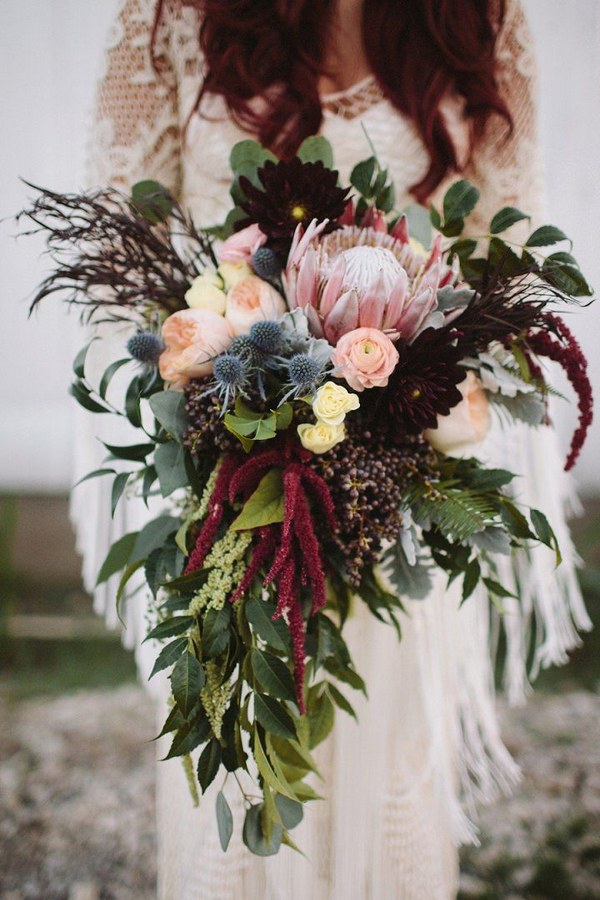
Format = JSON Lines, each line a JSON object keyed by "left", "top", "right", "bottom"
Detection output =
{"left": 77, "top": 1, "right": 590, "bottom": 897}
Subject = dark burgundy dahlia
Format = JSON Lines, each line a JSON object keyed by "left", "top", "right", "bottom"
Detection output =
{"left": 239, "top": 158, "right": 351, "bottom": 258}
{"left": 370, "top": 328, "right": 465, "bottom": 435}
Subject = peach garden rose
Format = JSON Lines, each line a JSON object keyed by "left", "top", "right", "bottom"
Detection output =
{"left": 159, "top": 308, "right": 233, "bottom": 388}
{"left": 424, "top": 371, "right": 490, "bottom": 454}
{"left": 225, "top": 275, "right": 287, "bottom": 336}
{"left": 331, "top": 327, "right": 400, "bottom": 391}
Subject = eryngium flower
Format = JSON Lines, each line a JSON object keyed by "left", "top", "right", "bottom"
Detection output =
{"left": 285, "top": 224, "right": 460, "bottom": 345}
{"left": 239, "top": 158, "right": 350, "bottom": 257}
{"left": 126, "top": 331, "right": 164, "bottom": 364}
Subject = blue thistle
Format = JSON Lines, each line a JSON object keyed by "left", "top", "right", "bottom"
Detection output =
{"left": 288, "top": 353, "right": 321, "bottom": 388}
{"left": 229, "top": 335, "right": 265, "bottom": 365}
{"left": 213, "top": 353, "right": 247, "bottom": 388}
{"left": 249, "top": 320, "right": 283, "bottom": 353}
{"left": 126, "top": 331, "right": 164, "bottom": 364}
{"left": 251, "top": 246, "right": 282, "bottom": 280}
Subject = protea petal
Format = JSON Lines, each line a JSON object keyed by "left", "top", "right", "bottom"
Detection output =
{"left": 383, "top": 268, "right": 409, "bottom": 328}
{"left": 362, "top": 207, "right": 387, "bottom": 233}
{"left": 425, "top": 234, "right": 442, "bottom": 270}
{"left": 338, "top": 199, "right": 355, "bottom": 227}
{"left": 287, "top": 218, "right": 330, "bottom": 268}
{"left": 295, "top": 247, "right": 319, "bottom": 310}
{"left": 358, "top": 271, "right": 388, "bottom": 328}
{"left": 438, "top": 256, "right": 460, "bottom": 288}
{"left": 420, "top": 261, "right": 442, "bottom": 294}
{"left": 320, "top": 256, "right": 347, "bottom": 318}
{"left": 396, "top": 287, "right": 436, "bottom": 339}
{"left": 305, "top": 303, "right": 325, "bottom": 338}
{"left": 391, "top": 214, "right": 410, "bottom": 244}
{"left": 324, "top": 289, "right": 360, "bottom": 343}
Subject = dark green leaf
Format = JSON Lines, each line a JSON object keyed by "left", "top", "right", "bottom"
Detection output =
{"left": 326, "top": 683, "right": 356, "bottom": 720}
{"left": 145, "top": 616, "right": 193, "bottom": 643}
{"left": 216, "top": 791, "right": 234, "bottom": 852}
{"left": 72, "top": 340, "right": 96, "bottom": 378}
{"left": 124, "top": 376, "right": 143, "bottom": 428}
{"left": 155, "top": 704, "right": 187, "bottom": 739}
{"left": 274, "top": 795, "right": 303, "bottom": 830}
{"left": 525, "top": 225, "right": 568, "bottom": 247}
{"left": 141, "top": 465, "right": 158, "bottom": 505}
{"left": 483, "top": 577, "right": 517, "bottom": 599}
{"left": 163, "top": 712, "right": 211, "bottom": 758}
{"left": 99, "top": 358, "right": 130, "bottom": 399}
{"left": 202, "top": 605, "right": 232, "bottom": 659}
{"left": 488, "top": 237, "right": 523, "bottom": 275}
{"left": 111, "top": 471, "right": 131, "bottom": 517}
{"left": 96, "top": 531, "right": 139, "bottom": 585}
{"left": 243, "top": 804, "right": 283, "bottom": 856}
{"left": 150, "top": 636, "right": 188, "bottom": 679}
{"left": 530, "top": 508, "right": 562, "bottom": 565}
{"left": 116, "top": 558, "right": 145, "bottom": 605}
{"left": 443, "top": 180, "right": 479, "bottom": 226}
{"left": 462, "top": 558, "right": 481, "bottom": 603}
{"left": 73, "top": 467, "right": 116, "bottom": 488}
{"left": 467, "top": 468, "right": 514, "bottom": 491}
{"left": 429, "top": 204, "right": 442, "bottom": 230}
{"left": 542, "top": 256, "right": 593, "bottom": 297}
{"left": 254, "top": 694, "right": 297, "bottom": 741}
{"left": 103, "top": 441, "right": 154, "bottom": 462}
{"left": 69, "top": 381, "right": 111, "bottom": 414}
{"left": 500, "top": 499, "right": 535, "bottom": 540}
{"left": 448, "top": 238, "right": 477, "bottom": 260}
{"left": 245, "top": 597, "right": 290, "bottom": 653}
{"left": 149, "top": 391, "right": 189, "bottom": 441}
{"left": 229, "top": 139, "right": 277, "bottom": 173}
{"left": 171, "top": 651, "right": 206, "bottom": 717}
{"left": 490, "top": 206, "right": 529, "bottom": 234}
{"left": 131, "top": 180, "right": 173, "bottom": 223}
{"left": 377, "top": 182, "right": 395, "bottom": 213}
{"left": 251, "top": 649, "right": 296, "bottom": 701}
{"left": 350, "top": 156, "right": 376, "bottom": 196}
{"left": 198, "top": 739, "right": 222, "bottom": 792}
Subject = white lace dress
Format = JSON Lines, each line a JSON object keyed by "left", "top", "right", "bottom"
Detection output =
{"left": 78, "top": 1, "right": 590, "bottom": 897}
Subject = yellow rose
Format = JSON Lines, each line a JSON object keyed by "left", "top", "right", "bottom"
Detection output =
{"left": 185, "top": 273, "right": 227, "bottom": 314}
{"left": 312, "top": 381, "right": 360, "bottom": 426}
{"left": 297, "top": 421, "right": 346, "bottom": 454}
{"left": 218, "top": 261, "right": 253, "bottom": 291}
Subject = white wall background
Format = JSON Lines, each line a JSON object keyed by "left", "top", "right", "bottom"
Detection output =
{"left": 1, "top": 0, "right": 599, "bottom": 494}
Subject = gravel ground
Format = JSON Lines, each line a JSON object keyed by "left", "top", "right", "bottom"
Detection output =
{"left": 1, "top": 685, "right": 599, "bottom": 899}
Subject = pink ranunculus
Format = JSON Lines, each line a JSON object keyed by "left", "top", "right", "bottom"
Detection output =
{"left": 332, "top": 327, "right": 400, "bottom": 391}
{"left": 217, "top": 224, "right": 267, "bottom": 264}
{"left": 159, "top": 308, "right": 233, "bottom": 388}
{"left": 424, "top": 371, "right": 490, "bottom": 454}
{"left": 225, "top": 275, "right": 287, "bottom": 336}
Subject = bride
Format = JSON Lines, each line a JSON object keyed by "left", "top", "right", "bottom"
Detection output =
{"left": 76, "top": 0, "right": 589, "bottom": 896}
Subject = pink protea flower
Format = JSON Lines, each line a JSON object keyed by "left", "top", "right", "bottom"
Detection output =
{"left": 285, "top": 221, "right": 459, "bottom": 345}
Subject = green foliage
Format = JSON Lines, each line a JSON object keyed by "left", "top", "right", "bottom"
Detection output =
{"left": 171, "top": 651, "right": 206, "bottom": 717}
{"left": 430, "top": 179, "right": 480, "bottom": 237}
{"left": 131, "top": 180, "right": 174, "bottom": 223}
{"left": 231, "top": 469, "right": 285, "bottom": 531}
{"left": 216, "top": 791, "right": 234, "bottom": 851}
{"left": 149, "top": 391, "right": 189, "bottom": 440}
{"left": 296, "top": 135, "right": 334, "bottom": 167}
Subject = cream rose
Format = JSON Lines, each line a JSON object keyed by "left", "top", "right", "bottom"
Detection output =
{"left": 185, "top": 272, "right": 227, "bottom": 314}
{"left": 225, "top": 275, "right": 287, "bottom": 336}
{"left": 217, "top": 223, "right": 267, "bottom": 263}
{"left": 159, "top": 308, "right": 233, "bottom": 388}
{"left": 332, "top": 327, "right": 399, "bottom": 391}
{"left": 424, "top": 371, "right": 490, "bottom": 454}
{"left": 218, "top": 261, "right": 253, "bottom": 290}
{"left": 297, "top": 421, "right": 346, "bottom": 454}
{"left": 312, "top": 382, "right": 360, "bottom": 426}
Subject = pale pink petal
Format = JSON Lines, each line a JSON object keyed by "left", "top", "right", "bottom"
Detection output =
{"left": 305, "top": 304, "right": 325, "bottom": 338}
{"left": 338, "top": 199, "right": 355, "bottom": 226}
{"left": 383, "top": 269, "right": 408, "bottom": 328}
{"left": 425, "top": 234, "right": 442, "bottom": 270}
{"left": 286, "top": 218, "right": 329, "bottom": 268}
{"left": 358, "top": 272, "right": 387, "bottom": 328}
{"left": 420, "top": 261, "right": 442, "bottom": 293}
{"left": 362, "top": 207, "right": 387, "bottom": 233}
{"left": 324, "top": 289, "right": 360, "bottom": 343}
{"left": 320, "top": 256, "right": 347, "bottom": 318}
{"left": 396, "top": 287, "right": 436, "bottom": 339}
{"left": 295, "top": 247, "right": 319, "bottom": 310}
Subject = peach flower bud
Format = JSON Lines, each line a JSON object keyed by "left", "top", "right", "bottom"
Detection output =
{"left": 218, "top": 261, "right": 253, "bottom": 291}
{"left": 332, "top": 327, "right": 399, "bottom": 391}
{"left": 217, "top": 224, "right": 267, "bottom": 263}
{"left": 297, "top": 421, "right": 346, "bottom": 454}
{"left": 225, "top": 275, "right": 287, "bottom": 336}
{"left": 185, "top": 273, "right": 227, "bottom": 314}
{"left": 159, "top": 308, "right": 233, "bottom": 388}
{"left": 424, "top": 371, "right": 490, "bottom": 454}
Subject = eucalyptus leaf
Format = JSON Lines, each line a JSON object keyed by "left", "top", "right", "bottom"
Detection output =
{"left": 274, "top": 795, "right": 303, "bottom": 830}
{"left": 350, "top": 156, "right": 376, "bottom": 197}
{"left": 111, "top": 471, "right": 131, "bottom": 517}
{"left": 99, "top": 358, "right": 131, "bottom": 399}
{"left": 131, "top": 515, "right": 179, "bottom": 562}
{"left": 72, "top": 340, "right": 96, "bottom": 378}
{"left": 149, "top": 391, "right": 189, "bottom": 441}
{"left": 103, "top": 441, "right": 154, "bottom": 462}
{"left": 243, "top": 804, "right": 283, "bottom": 857}
{"left": 296, "top": 135, "right": 334, "bottom": 168}
{"left": 216, "top": 791, "right": 234, "bottom": 852}
{"left": 131, "top": 180, "right": 173, "bottom": 223}
{"left": 69, "top": 382, "right": 111, "bottom": 414}
{"left": 154, "top": 441, "right": 188, "bottom": 497}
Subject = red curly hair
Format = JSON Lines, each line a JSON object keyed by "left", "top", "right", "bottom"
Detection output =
{"left": 153, "top": 0, "right": 511, "bottom": 202}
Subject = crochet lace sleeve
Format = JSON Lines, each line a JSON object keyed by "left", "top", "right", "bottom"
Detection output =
{"left": 435, "top": 0, "right": 544, "bottom": 235}
{"left": 87, "top": 0, "right": 183, "bottom": 195}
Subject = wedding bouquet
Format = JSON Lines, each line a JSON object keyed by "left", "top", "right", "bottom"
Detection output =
{"left": 22, "top": 136, "right": 593, "bottom": 856}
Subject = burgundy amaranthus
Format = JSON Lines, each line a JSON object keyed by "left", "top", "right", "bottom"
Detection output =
{"left": 526, "top": 313, "right": 593, "bottom": 471}
{"left": 185, "top": 437, "right": 338, "bottom": 712}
